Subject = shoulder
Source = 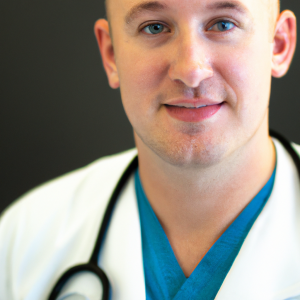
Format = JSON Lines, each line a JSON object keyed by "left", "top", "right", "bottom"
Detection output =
{"left": 0, "top": 148, "right": 138, "bottom": 259}
{"left": 1, "top": 148, "right": 137, "bottom": 220}
{"left": 291, "top": 142, "right": 300, "bottom": 155}
{"left": 272, "top": 136, "right": 300, "bottom": 159}
{"left": 0, "top": 148, "right": 137, "bottom": 299}
{"left": 0, "top": 147, "right": 137, "bottom": 236}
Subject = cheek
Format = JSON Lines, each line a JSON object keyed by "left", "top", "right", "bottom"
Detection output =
{"left": 214, "top": 37, "right": 272, "bottom": 121}
{"left": 115, "top": 42, "right": 169, "bottom": 117}
{"left": 116, "top": 38, "right": 166, "bottom": 89}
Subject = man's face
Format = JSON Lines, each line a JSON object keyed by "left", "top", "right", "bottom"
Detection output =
{"left": 107, "top": 0, "right": 278, "bottom": 166}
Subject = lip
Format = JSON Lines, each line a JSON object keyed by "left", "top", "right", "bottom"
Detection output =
{"left": 164, "top": 98, "right": 223, "bottom": 108}
{"left": 164, "top": 101, "right": 224, "bottom": 122}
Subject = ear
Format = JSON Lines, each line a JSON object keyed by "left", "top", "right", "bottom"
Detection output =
{"left": 271, "top": 10, "right": 297, "bottom": 78}
{"left": 94, "top": 19, "right": 120, "bottom": 88}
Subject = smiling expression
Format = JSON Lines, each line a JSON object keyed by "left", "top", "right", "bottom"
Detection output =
{"left": 102, "top": 0, "right": 280, "bottom": 166}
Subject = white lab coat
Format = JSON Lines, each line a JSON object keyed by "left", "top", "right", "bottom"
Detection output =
{"left": 1, "top": 138, "right": 300, "bottom": 300}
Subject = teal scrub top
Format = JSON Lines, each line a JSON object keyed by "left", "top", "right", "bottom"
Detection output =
{"left": 134, "top": 166, "right": 276, "bottom": 300}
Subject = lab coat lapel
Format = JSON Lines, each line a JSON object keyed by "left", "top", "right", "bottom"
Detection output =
{"left": 215, "top": 139, "right": 300, "bottom": 300}
{"left": 87, "top": 139, "right": 300, "bottom": 300}
{"left": 99, "top": 174, "right": 146, "bottom": 300}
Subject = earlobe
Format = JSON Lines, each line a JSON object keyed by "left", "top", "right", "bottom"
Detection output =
{"left": 94, "top": 19, "right": 120, "bottom": 89}
{"left": 271, "top": 10, "right": 297, "bottom": 78}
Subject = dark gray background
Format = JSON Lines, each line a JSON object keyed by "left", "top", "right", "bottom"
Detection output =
{"left": 1, "top": 0, "right": 300, "bottom": 214}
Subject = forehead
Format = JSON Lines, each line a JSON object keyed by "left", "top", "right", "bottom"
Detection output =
{"left": 106, "top": 0, "right": 274, "bottom": 20}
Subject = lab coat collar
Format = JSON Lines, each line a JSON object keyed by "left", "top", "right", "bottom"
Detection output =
{"left": 99, "top": 170, "right": 146, "bottom": 300}
{"left": 98, "top": 138, "right": 300, "bottom": 300}
{"left": 216, "top": 138, "right": 300, "bottom": 300}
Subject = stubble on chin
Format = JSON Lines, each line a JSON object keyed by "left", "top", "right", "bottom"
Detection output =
{"left": 136, "top": 125, "right": 230, "bottom": 169}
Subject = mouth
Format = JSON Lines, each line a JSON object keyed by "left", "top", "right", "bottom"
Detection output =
{"left": 164, "top": 102, "right": 224, "bottom": 122}
{"left": 165, "top": 104, "right": 212, "bottom": 109}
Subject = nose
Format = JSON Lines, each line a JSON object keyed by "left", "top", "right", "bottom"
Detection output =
{"left": 168, "top": 33, "right": 214, "bottom": 88}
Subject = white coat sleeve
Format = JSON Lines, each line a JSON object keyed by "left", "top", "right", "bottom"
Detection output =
{"left": 0, "top": 203, "right": 22, "bottom": 300}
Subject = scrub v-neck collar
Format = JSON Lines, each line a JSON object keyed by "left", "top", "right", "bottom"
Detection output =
{"left": 135, "top": 166, "right": 276, "bottom": 300}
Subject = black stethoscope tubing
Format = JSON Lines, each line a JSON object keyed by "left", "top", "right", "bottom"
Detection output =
{"left": 48, "top": 156, "right": 138, "bottom": 300}
{"left": 48, "top": 130, "right": 300, "bottom": 300}
{"left": 270, "top": 130, "right": 300, "bottom": 179}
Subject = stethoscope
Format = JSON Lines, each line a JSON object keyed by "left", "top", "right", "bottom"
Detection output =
{"left": 48, "top": 130, "right": 300, "bottom": 300}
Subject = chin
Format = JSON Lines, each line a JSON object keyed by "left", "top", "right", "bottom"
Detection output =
{"left": 142, "top": 132, "right": 230, "bottom": 168}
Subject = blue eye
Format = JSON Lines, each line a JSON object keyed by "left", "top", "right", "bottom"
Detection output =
{"left": 209, "top": 21, "right": 235, "bottom": 32}
{"left": 143, "top": 24, "right": 165, "bottom": 34}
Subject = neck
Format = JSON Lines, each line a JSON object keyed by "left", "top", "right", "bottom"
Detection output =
{"left": 135, "top": 124, "right": 276, "bottom": 276}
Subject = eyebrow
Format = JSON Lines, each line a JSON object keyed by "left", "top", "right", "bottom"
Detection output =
{"left": 206, "top": 1, "right": 249, "bottom": 15}
{"left": 125, "top": 0, "right": 249, "bottom": 25}
{"left": 125, "top": 1, "right": 167, "bottom": 24}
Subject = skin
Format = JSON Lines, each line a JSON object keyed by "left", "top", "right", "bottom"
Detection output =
{"left": 95, "top": 0, "right": 296, "bottom": 276}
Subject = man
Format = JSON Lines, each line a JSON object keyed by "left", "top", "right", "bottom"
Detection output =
{"left": 0, "top": 0, "right": 299, "bottom": 299}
